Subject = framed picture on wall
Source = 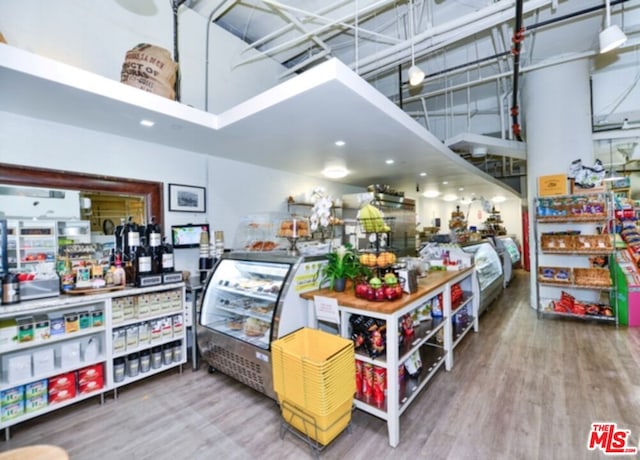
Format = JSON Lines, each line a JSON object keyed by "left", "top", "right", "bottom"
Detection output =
{"left": 168, "top": 183, "right": 206, "bottom": 213}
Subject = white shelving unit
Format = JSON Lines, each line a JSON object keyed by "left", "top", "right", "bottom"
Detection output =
{"left": 302, "top": 267, "right": 478, "bottom": 448}
{"left": 0, "top": 283, "right": 186, "bottom": 438}
{"left": 534, "top": 192, "right": 617, "bottom": 324}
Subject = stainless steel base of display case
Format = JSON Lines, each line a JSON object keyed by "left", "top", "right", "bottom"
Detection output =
{"left": 197, "top": 327, "right": 276, "bottom": 400}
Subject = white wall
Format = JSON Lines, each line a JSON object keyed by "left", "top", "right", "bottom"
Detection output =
{"left": 0, "top": 0, "right": 287, "bottom": 113}
{"left": 0, "top": 186, "right": 80, "bottom": 220}
{"left": 417, "top": 196, "right": 523, "bottom": 244}
{"left": 0, "top": 111, "right": 362, "bottom": 274}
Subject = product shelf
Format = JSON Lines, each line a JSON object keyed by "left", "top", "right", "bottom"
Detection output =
{"left": 112, "top": 307, "right": 183, "bottom": 327}
{"left": 452, "top": 316, "right": 475, "bottom": 349}
{"left": 0, "top": 326, "right": 106, "bottom": 354}
{"left": 398, "top": 317, "right": 446, "bottom": 366}
{"left": 214, "top": 285, "right": 278, "bottom": 303}
{"left": 0, "top": 389, "right": 105, "bottom": 430}
{"left": 112, "top": 334, "right": 183, "bottom": 359}
{"left": 539, "top": 309, "right": 616, "bottom": 323}
{"left": 0, "top": 356, "right": 107, "bottom": 392}
{"left": 451, "top": 292, "right": 473, "bottom": 317}
{"left": 112, "top": 358, "right": 184, "bottom": 390}
{"left": 399, "top": 346, "right": 446, "bottom": 414}
{"left": 538, "top": 281, "right": 612, "bottom": 290}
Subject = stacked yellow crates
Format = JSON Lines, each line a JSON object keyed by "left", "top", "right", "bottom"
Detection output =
{"left": 271, "top": 328, "right": 355, "bottom": 446}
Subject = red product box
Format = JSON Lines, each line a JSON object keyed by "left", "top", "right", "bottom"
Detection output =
{"left": 48, "top": 372, "right": 76, "bottom": 404}
{"left": 78, "top": 376, "right": 104, "bottom": 395}
{"left": 77, "top": 363, "right": 103, "bottom": 386}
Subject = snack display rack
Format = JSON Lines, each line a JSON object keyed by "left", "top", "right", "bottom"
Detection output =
{"left": 534, "top": 192, "right": 617, "bottom": 323}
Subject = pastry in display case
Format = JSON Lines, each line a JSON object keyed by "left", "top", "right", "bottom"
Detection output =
{"left": 197, "top": 252, "right": 326, "bottom": 400}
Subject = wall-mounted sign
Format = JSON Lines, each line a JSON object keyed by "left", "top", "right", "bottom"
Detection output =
{"left": 538, "top": 174, "right": 567, "bottom": 196}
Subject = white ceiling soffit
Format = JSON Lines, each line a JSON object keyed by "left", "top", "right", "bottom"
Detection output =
{"left": 0, "top": 45, "right": 518, "bottom": 199}
{"left": 445, "top": 133, "right": 527, "bottom": 161}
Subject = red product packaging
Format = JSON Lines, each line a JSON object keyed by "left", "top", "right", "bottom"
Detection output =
{"left": 355, "top": 360, "right": 363, "bottom": 398}
{"left": 48, "top": 371, "right": 77, "bottom": 404}
{"left": 78, "top": 363, "right": 104, "bottom": 386}
{"left": 373, "top": 366, "right": 386, "bottom": 406}
{"left": 79, "top": 377, "right": 104, "bottom": 394}
{"left": 361, "top": 363, "right": 373, "bottom": 402}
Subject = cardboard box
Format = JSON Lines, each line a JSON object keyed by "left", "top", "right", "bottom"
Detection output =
{"left": 112, "top": 299, "right": 124, "bottom": 324}
{"left": 64, "top": 313, "right": 79, "bottom": 334}
{"left": 91, "top": 309, "right": 104, "bottom": 327}
{"left": 78, "top": 363, "right": 103, "bottom": 385}
{"left": 49, "top": 372, "right": 75, "bottom": 390}
{"left": 16, "top": 316, "right": 34, "bottom": 343}
{"left": 58, "top": 341, "right": 81, "bottom": 368}
{"left": 32, "top": 347, "right": 55, "bottom": 376}
{"left": 34, "top": 315, "right": 50, "bottom": 342}
{"left": 49, "top": 315, "right": 65, "bottom": 337}
{"left": 78, "top": 377, "right": 103, "bottom": 394}
{"left": 48, "top": 385, "right": 76, "bottom": 404}
{"left": 78, "top": 311, "right": 92, "bottom": 329}
{"left": 0, "top": 386, "right": 24, "bottom": 406}
{"left": 25, "top": 379, "right": 48, "bottom": 399}
{"left": 161, "top": 317, "right": 172, "bottom": 337}
{"left": 538, "top": 174, "right": 568, "bottom": 197}
{"left": 1, "top": 400, "right": 24, "bottom": 421}
{"left": 0, "top": 319, "right": 18, "bottom": 350}
{"left": 3, "top": 352, "right": 32, "bottom": 383}
{"left": 25, "top": 393, "right": 48, "bottom": 413}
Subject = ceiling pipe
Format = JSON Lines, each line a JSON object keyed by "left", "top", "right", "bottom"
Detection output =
{"left": 510, "top": 0, "right": 524, "bottom": 141}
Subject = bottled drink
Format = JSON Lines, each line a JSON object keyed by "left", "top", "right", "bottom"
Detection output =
{"left": 161, "top": 237, "right": 174, "bottom": 273}
{"left": 136, "top": 237, "right": 152, "bottom": 279}
{"left": 113, "top": 254, "right": 126, "bottom": 286}
{"left": 125, "top": 219, "right": 140, "bottom": 283}
{"left": 146, "top": 217, "right": 162, "bottom": 274}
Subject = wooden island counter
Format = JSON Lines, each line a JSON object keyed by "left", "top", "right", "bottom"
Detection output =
{"left": 300, "top": 267, "right": 479, "bottom": 448}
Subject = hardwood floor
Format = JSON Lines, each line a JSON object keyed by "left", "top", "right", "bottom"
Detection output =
{"left": 2, "top": 270, "right": 640, "bottom": 459}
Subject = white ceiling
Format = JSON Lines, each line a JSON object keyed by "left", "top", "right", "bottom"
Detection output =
{"left": 0, "top": 44, "right": 515, "bottom": 200}
{"left": 4, "top": 0, "right": 640, "bottom": 202}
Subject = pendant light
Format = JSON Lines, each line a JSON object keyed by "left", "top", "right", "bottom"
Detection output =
{"left": 599, "top": 0, "right": 627, "bottom": 54}
{"left": 408, "top": 0, "right": 424, "bottom": 86}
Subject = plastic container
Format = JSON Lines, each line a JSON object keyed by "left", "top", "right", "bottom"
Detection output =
{"left": 139, "top": 349, "right": 151, "bottom": 373}
{"left": 113, "top": 357, "right": 125, "bottom": 382}
{"left": 162, "top": 344, "right": 173, "bottom": 366}
{"left": 172, "top": 340, "right": 182, "bottom": 363}
{"left": 151, "top": 346, "right": 162, "bottom": 369}
{"left": 126, "top": 352, "right": 139, "bottom": 378}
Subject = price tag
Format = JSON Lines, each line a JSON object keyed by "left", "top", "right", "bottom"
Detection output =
{"left": 313, "top": 296, "right": 340, "bottom": 325}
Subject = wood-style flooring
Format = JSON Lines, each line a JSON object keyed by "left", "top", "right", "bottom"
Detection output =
{"left": 2, "top": 270, "right": 640, "bottom": 459}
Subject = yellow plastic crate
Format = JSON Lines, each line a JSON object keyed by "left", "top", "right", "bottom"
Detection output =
{"left": 272, "top": 328, "right": 355, "bottom": 412}
{"left": 280, "top": 397, "right": 352, "bottom": 446}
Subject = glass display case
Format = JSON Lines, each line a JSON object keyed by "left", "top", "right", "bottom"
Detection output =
{"left": 461, "top": 241, "right": 504, "bottom": 314}
{"left": 197, "top": 252, "right": 326, "bottom": 400}
{"left": 499, "top": 236, "right": 521, "bottom": 265}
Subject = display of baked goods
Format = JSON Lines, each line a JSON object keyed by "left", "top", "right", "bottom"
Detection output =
{"left": 538, "top": 266, "right": 571, "bottom": 284}
{"left": 243, "top": 317, "right": 269, "bottom": 336}
{"left": 278, "top": 219, "right": 309, "bottom": 238}
{"left": 250, "top": 303, "right": 275, "bottom": 315}
{"left": 246, "top": 240, "right": 277, "bottom": 251}
{"left": 226, "top": 317, "right": 244, "bottom": 330}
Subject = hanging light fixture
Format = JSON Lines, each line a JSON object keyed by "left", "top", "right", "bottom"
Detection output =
{"left": 408, "top": 0, "right": 424, "bottom": 86}
{"left": 599, "top": 0, "right": 627, "bottom": 54}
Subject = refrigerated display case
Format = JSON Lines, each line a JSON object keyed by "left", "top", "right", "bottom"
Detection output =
{"left": 461, "top": 241, "right": 503, "bottom": 314}
{"left": 197, "top": 252, "right": 326, "bottom": 400}
{"left": 494, "top": 235, "right": 521, "bottom": 287}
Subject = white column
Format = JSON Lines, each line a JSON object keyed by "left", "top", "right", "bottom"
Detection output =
{"left": 523, "top": 58, "right": 593, "bottom": 309}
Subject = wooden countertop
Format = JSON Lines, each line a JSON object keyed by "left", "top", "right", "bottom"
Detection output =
{"left": 300, "top": 267, "right": 473, "bottom": 315}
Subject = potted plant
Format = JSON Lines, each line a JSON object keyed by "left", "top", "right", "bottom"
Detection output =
{"left": 319, "top": 244, "right": 362, "bottom": 292}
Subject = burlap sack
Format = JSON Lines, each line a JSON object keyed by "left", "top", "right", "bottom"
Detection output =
{"left": 0, "top": 32, "right": 7, "bottom": 44}
{"left": 120, "top": 43, "right": 177, "bottom": 100}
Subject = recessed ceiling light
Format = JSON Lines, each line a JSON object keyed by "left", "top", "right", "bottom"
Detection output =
{"left": 459, "top": 197, "right": 473, "bottom": 205}
{"left": 458, "top": 187, "right": 464, "bottom": 191}
{"left": 492, "top": 195, "right": 506, "bottom": 203}
{"left": 140, "top": 119, "right": 155, "bottom": 127}
{"left": 385, "top": 159, "right": 395, "bottom": 165}
{"left": 443, "top": 194, "right": 458, "bottom": 202}
{"left": 322, "top": 166, "right": 349, "bottom": 179}
{"left": 335, "top": 140, "right": 345, "bottom": 147}
{"left": 419, "top": 172, "right": 427, "bottom": 177}
{"left": 442, "top": 181, "right": 448, "bottom": 185}
{"left": 422, "top": 190, "right": 440, "bottom": 198}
